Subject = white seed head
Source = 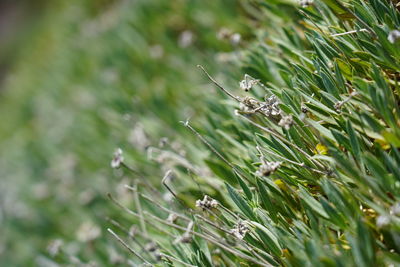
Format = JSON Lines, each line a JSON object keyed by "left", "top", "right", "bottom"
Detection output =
{"left": 196, "top": 195, "right": 219, "bottom": 210}
{"left": 111, "top": 148, "right": 124, "bottom": 168}
{"left": 376, "top": 215, "right": 391, "bottom": 228}
{"left": 278, "top": 115, "right": 294, "bottom": 130}
{"left": 239, "top": 74, "right": 258, "bottom": 92}
{"left": 299, "top": 0, "right": 314, "bottom": 8}
{"left": 391, "top": 203, "right": 400, "bottom": 216}
{"left": 230, "top": 33, "right": 241, "bottom": 45}
{"left": 230, "top": 221, "right": 250, "bottom": 240}
{"left": 256, "top": 159, "right": 281, "bottom": 176}
{"left": 388, "top": 30, "right": 400, "bottom": 44}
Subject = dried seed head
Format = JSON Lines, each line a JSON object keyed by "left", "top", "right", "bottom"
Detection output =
{"left": 145, "top": 242, "right": 158, "bottom": 252}
{"left": 230, "top": 221, "right": 250, "bottom": 240}
{"left": 240, "top": 96, "right": 261, "bottom": 113}
{"left": 175, "top": 232, "right": 192, "bottom": 244}
{"left": 388, "top": 30, "right": 400, "bottom": 44}
{"left": 217, "top": 27, "right": 232, "bottom": 40}
{"left": 111, "top": 148, "right": 124, "bottom": 168}
{"left": 239, "top": 75, "right": 258, "bottom": 92}
{"left": 196, "top": 195, "right": 219, "bottom": 210}
{"left": 278, "top": 115, "right": 293, "bottom": 130}
{"left": 166, "top": 213, "right": 178, "bottom": 224}
{"left": 299, "top": 0, "right": 314, "bottom": 8}
{"left": 159, "top": 137, "right": 169, "bottom": 148}
{"left": 301, "top": 104, "right": 308, "bottom": 113}
{"left": 256, "top": 157, "right": 281, "bottom": 176}
{"left": 261, "top": 95, "right": 281, "bottom": 117}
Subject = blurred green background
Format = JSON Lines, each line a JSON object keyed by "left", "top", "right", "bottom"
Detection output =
{"left": 0, "top": 0, "right": 247, "bottom": 265}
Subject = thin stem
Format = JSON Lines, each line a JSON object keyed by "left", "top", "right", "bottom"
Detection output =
{"left": 237, "top": 113, "right": 326, "bottom": 170}
{"left": 107, "top": 228, "right": 153, "bottom": 266}
{"left": 182, "top": 121, "right": 235, "bottom": 169}
{"left": 133, "top": 182, "right": 148, "bottom": 238}
{"left": 197, "top": 65, "right": 241, "bottom": 102}
{"left": 159, "top": 253, "right": 198, "bottom": 267}
{"left": 331, "top": 29, "right": 367, "bottom": 37}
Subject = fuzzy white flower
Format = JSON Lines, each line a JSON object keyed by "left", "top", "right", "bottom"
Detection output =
{"left": 299, "top": 0, "right": 313, "bottom": 8}
{"left": 376, "top": 215, "right": 390, "bottom": 228}
{"left": 278, "top": 114, "right": 294, "bottom": 130}
{"left": 230, "top": 221, "right": 250, "bottom": 240}
{"left": 111, "top": 148, "right": 124, "bottom": 168}
{"left": 256, "top": 159, "right": 281, "bottom": 177}
{"left": 196, "top": 195, "right": 219, "bottom": 210}
{"left": 239, "top": 74, "right": 258, "bottom": 92}
{"left": 230, "top": 33, "right": 241, "bottom": 46}
{"left": 388, "top": 30, "right": 400, "bottom": 44}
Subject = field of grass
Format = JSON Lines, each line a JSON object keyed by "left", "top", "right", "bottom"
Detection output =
{"left": 1, "top": 0, "right": 400, "bottom": 266}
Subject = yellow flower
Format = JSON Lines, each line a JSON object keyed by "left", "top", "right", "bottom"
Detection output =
{"left": 314, "top": 143, "right": 328, "bottom": 155}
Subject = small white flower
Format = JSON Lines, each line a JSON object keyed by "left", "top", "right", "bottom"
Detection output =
{"left": 299, "top": 0, "right": 314, "bottom": 8}
{"left": 278, "top": 115, "right": 294, "bottom": 130}
{"left": 111, "top": 148, "right": 124, "bottom": 168}
{"left": 388, "top": 30, "right": 400, "bottom": 44}
{"left": 239, "top": 74, "right": 258, "bottom": 92}
{"left": 178, "top": 30, "right": 194, "bottom": 48}
{"left": 76, "top": 221, "right": 101, "bottom": 242}
{"left": 262, "top": 95, "right": 281, "bottom": 117}
{"left": 230, "top": 221, "right": 250, "bottom": 240}
{"left": 230, "top": 33, "right": 241, "bottom": 46}
{"left": 47, "top": 239, "right": 63, "bottom": 257}
{"left": 376, "top": 215, "right": 391, "bottom": 228}
{"left": 145, "top": 242, "right": 158, "bottom": 252}
{"left": 256, "top": 158, "right": 281, "bottom": 176}
{"left": 391, "top": 203, "right": 400, "bottom": 216}
{"left": 196, "top": 195, "right": 219, "bottom": 210}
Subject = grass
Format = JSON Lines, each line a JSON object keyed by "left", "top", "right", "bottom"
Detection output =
{"left": 1, "top": 0, "right": 400, "bottom": 266}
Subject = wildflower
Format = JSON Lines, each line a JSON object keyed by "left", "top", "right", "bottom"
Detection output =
{"left": 261, "top": 95, "right": 281, "bottom": 117}
{"left": 230, "top": 221, "right": 250, "bottom": 240}
{"left": 376, "top": 215, "right": 390, "bottom": 228}
{"left": 301, "top": 105, "right": 308, "bottom": 113}
{"left": 388, "top": 30, "right": 400, "bottom": 44}
{"left": 240, "top": 96, "right": 261, "bottom": 113}
{"left": 299, "top": 0, "right": 313, "bottom": 8}
{"left": 217, "top": 27, "right": 232, "bottom": 40}
{"left": 230, "top": 33, "right": 241, "bottom": 46}
{"left": 47, "top": 239, "right": 63, "bottom": 257}
{"left": 391, "top": 203, "right": 400, "bottom": 216}
{"left": 196, "top": 195, "right": 219, "bottom": 210}
{"left": 111, "top": 148, "right": 124, "bottom": 168}
{"left": 178, "top": 30, "right": 194, "bottom": 48}
{"left": 76, "top": 221, "right": 101, "bottom": 242}
{"left": 278, "top": 114, "right": 294, "bottom": 130}
{"left": 239, "top": 74, "right": 258, "bottom": 92}
{"left": 256, "top": 158, "right": 281, "bottom": 176}
{"left": 145, "top": 242, "right": 158, "bottom": 252}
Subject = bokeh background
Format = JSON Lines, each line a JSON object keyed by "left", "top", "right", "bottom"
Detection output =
{"left": 0, "top": 0, "right": 248, "bottom": 265}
